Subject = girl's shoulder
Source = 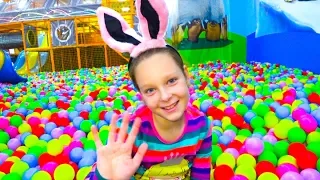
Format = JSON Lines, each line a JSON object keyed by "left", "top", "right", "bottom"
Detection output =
{"left": 185, "top": 103, "right": 206, "bottom": 120}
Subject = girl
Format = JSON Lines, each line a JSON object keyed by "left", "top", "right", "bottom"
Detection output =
{"left": 85, "top": 0, "right": 212, "bottom": 179}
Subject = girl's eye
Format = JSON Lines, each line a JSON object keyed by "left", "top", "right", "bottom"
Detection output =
{"left": 168, "top": 78, "right": 177, "bottom": 84}
{"left": 145, "top": 88, "right": 155, "bottom": 94}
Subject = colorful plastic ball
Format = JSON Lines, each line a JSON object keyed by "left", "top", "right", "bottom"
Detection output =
{"left": 76, "top": 166, "right": 93, "bottom": 180}
{"left": 214, "top": 165, "right": 234, "bottom": 180}
{"left": 257, "top": 172, "right": 279, "bottom": 180}
{"left": 1, "top": 172, "right": 21, "bottom": 180}
{"left": 78, "top": 157, "right": 95, "bottom": 168}
{"left": 255, "top": 161, "right": 276, "bottom": 177}
{"left": 216, "top": 152, "right": 236, "bottom": 169}
{"left": 235, "top": 165, "right": 257, "bottom": 180}
{"left": 300, "top": 168, "right": 320, "bottom": 180}
{"left": 230, "top": 175, "right": 249, "bottom": 180}
{"left": 42, "top": 162, "right": 58, "bottom": 175}
{"left": 237, "top": 154, "right": 256, "bottom": 167}
{"left": 0, "top": 131, "right": 10, "bottom": 144}
{"left": 280, "top": 172, "right": 303, "bottom": 180}
{"left": 7, "top": 138, "right": 21, "bottom": 150}
{"left": 10, "top": 160, "right": 29, "bottom": 177}
{"left": 47, "top": 139, "right": 63, "bottom": 156}
{"left": 31, "top": 170, "right": 52, "bottom": 180}
{"left": 21, "top": 154, "right": 38, "bottom": 168}
{"left": 296, "top": 150, "right": 317, "bottom": 170}
{"left": 245, "top": 137, "right": 264, "bottom": 156}
{"left": 22, "top": 167, "right": 39, "bottom": 180}
{"left": 276, "top": 163, "right": 299, "bottom": 177}
{"left": 70, "top": 147, "right": 84, "bottom": 163}
{"left": 273, "top": 140, "right": 289, "bottom": 158}
{"left": 297, "top": 114, "right": 317, "bottom": 133}
{"left": 287, "top": 127, "right": 306, "bottom": 143}
{"left": 275, "top": 106, "right": 290, "bottom": 119}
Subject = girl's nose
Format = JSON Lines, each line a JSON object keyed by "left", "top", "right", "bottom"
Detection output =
{"left": 160, "top": 88, "right": 172, "bottom": 101}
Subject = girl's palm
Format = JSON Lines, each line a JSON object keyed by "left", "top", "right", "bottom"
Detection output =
{"left": 92, "top": 113, "right": 148, "bottom": 180}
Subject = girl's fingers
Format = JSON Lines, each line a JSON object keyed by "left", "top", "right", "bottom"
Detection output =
{"left": 126, "top": 117, "right": 142, "bottom": 147}
{"left": 116, "top": 113, "right": 130, "bottom": 143}
{"left": 132, "top": 142, "right": 148, "bottom": 168}
{"left": 91, "top": 125, "right": 103, "bottom": 149}
{"left": 107, "top": 113, "right": 118, "bottom": 145}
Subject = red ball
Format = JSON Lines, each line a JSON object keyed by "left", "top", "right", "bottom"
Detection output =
{"left": 230, "top": 114, "right": 244, "bottom": 128}
{"left": 12, "top": 150, "right": 26, "bottom": 158}
{"left": 214, "top": 165, "right": 234, "bottom": 180}
{"left": 288, "top": 142, "right": 306, "bottom": 158}
{"left": 207, "top": 107, "right": 224, "bottom": 120}
{"left": 55, "top": 117, "right": 70, "bottom": 127}
{"left": 0, "top": 161, "right": 14, "bottom": 174}
{"left": 296, "top": 150, "right": 318, "bottom": 170}
{"left": 55, "top": 153, "right": 70, "bottom": 164}
{"left": 79, "top": 111, "right": 89, "bottom": 120}
{"left": 38, "top": 153, "right": 55, "bottom": 167}
{"left": 56, "top": 100, "right": 65, "bottom": 108}
{"left": 308, "top": 92, "right": 320, "bottom": 105}
{"left": 99, "top": 110, "right": 107, "bottom": 120}
{"left": 255, "top": 161, "right": 276, "bottom": 177}
{"left": 32, "top": 125, "right": 45, "bottom": 137}
{"left": 123, "top": 101, "right": 131, "bottom": 110}
{"left": 228, "top": 140, "right": 243, "bottom": 151}
{"left": 68, "top": 161, "right": 79, "bottom": 173}
{"left": 34, "top": 108, "right": 44, "bottom": 114}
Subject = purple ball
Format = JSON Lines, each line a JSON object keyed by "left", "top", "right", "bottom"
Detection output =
{"left": 281, "top": 172, "right": 304, "bottom": 180}
{"left": 51, "top": 128, "right": 63, "bottom": 139}
{"left": 58, "top": 110, "right": 69, "bottom": 118}
{"left": 73, "top": 130, "right": 86, "bottom": 140}
{"left": 7, "top": 138, "right": 21, "bottom": 150}
{"left": 224, "top": 148, "right": 239, "bottom": 158}
{"left": 300, "top": 168, "right": 320, "bottom": 180}
{"left": 262, "top": 135, "right": 277, "bottom": 145}
{"left": 230, "top": 175, "right": 248, "bottom": 180}
{"left": 244, "top": 137, "right": 264, "bottom": 156}
{"left": 0, "top": 153, "right": 8, "bottom": 162}
{"left": 224, "top": 130, "right": 236, "bottom": 140}
{"left": 276, "top": 163, "right": 299, "bottom": 177}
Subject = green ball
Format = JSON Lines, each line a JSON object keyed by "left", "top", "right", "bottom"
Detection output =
{"left": 2, "top": 149, "right": 13, "bottom": 156}
{"left": 0, "top": 143, "right": 8, "bottom": 151}
{"left": 80, "top": 120, "right": 93, "bottom": 133}
{"left": 84, "top": 140, "right": 96, "bottom": 150}
{"left": 258, "top": 151, "right": 278, "bottom": 166}
{"left": 273, "top": 140, "right": 289, "bottom": 158}
{"left": 89, "top": 111, "right": 100, "bottom": 122}
{"left": 238, "top": 129, "right": 252, "bottom": 137}
{"left": 212, "top": 145, "right": 223, "bottom": 164}
{"left": 10, "top": 115, "right": 23, "bottom": 127}
{"left": 98, "top": 90, "right": 108, "bottom": 100}
{"left": 212, "top": 133, "right": 219, "bottom": 145}
{"left": 2, "top": 173, "right": 21, "bottom": 180}
{"left": 307, "top": 142, "right": 320, "bottom": 158}
{"left": 236, "top": 104, "right": 249, "bottom": 116}
{"left": 288, "top": 127, "right": 307, "bottom": 143}
{"left": 225, "top": 124, "right": 238, "bottom": 134}
{"left": 212, "top": 99, "right": 222, "bottom": 107}
{"left": 317, "top": 158, "right": 320, "bottom": 171}
{"left": 28, "top": 146, "right": 45, "bottom": 158}
{"left": 250, "top": 116, "right": 265, "bottom": 129}
{"left": 263, "top": 141, "right": 274, "bottom": 152}
{"left": 255, "top": 103, "right": 270, "bottom": 117}
{"left": 0, "top": 132, "right": 10, "bottom": 144}
{"left": 99, "top": 130, "right": 109, "bottom": 145}
{"left": 253, "top": 127, "right": 267, "bottom": 136}
{"left": 113, "top": 98, "right": 123, "bottom": 109}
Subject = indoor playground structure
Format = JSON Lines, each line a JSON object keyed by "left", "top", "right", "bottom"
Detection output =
{"left": 1, "top": 0, "right": 320, "bottom": 180}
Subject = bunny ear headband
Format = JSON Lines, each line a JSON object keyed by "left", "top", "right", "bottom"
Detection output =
{"left": 96, "top": 0, "right": 180, "bottom": 69}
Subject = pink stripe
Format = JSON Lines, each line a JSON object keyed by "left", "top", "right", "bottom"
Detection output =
{"left": 193, "top": 162, "right": 211, "bottom": 168}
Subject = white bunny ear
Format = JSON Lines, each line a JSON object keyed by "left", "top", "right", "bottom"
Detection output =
{"left": 96, "top": 6, "right": 143, "bottom": 54}
{"left": 135, "top": 0, "right": 169, "bottom": 40}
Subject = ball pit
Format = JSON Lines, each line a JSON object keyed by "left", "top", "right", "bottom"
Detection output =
{"left": 0, "top": 61, "right": 320, "bottom": 179}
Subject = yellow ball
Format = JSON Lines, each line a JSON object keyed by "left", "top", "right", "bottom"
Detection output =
{"left": 264, "top": 112, "right": 279, "bottom": 129}
{"left": 237, "top": 154, "right": 256, "bottom": 167}
{"left": 307, "top": 131, "right": 320, "bottom": 144}
{"left": 41, "top": 110, "right": 52, "bottom": 119}
{"left": 235, "top": 165, "right": 257, "bottom": 180}
{"left": 216, "top": 152, "right": 236, "bottom": 169}
{"left": 18, "top": 123, "right": 32, "bottom": 134}
{"left": 47, "top": 139, "right": 63, "bottom": 156}
{"left": 235, "top": 135, "right": 247, "bottom": 143}
{"left": 272, "top": 91, "right": 283, "bottom": 101}
{"left": 258, "top": 172, "right": 279, "bottom": 180}
{"left": 6, "top": 156, "right": 20, "bottom": 163}
{"left": 17, "top": 146, "right": 29, "bottom": 153}
{"left": 59, "top": 134, "right": 72, "bottom": 146}
{"left": 278, "top": 155, "right": 297, "bottom": 167}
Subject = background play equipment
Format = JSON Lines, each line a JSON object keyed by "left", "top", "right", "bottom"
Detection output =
{"left": 0, "top": 49, "right": 27, "bottom": 84}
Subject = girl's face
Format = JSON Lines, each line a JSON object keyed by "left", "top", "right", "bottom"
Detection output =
{"left": 134, "top": 53, "right": 190, "bottom": 123}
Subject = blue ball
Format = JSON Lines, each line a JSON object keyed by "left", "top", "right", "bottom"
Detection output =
{"left": 45, "top": 122, "right": 57, "bottom": 134}
{"left": 251, "top": 133, "right": 263, "bottom": 139}
{"left": 16, "top": 108, "right": 28, "bottom": 116}
{"left": 83, "top": 103, "right": 92, "bottom": 112}
{"left": 200, "top": 100, "right": 211, "bottom": 113}
{"left": 275, "top": 106, "right": 290, "bottom": 119}
{"left": 20, "top": 132, "right": 31, "bottom": 144}
{"left": 75, "top": 104, "right": 83, "bottom": 112}
{"left": 212, "top": 129, "right": 222, "bottom": 137}
{"left": 83, "top": 149, "right": 97, "bottom": 161}
{"left": 243, "top": 111, "right": 256, "bottom": 123}
{"left": 243, "top": 95, "right": 255, "bottom": 108}
{"left": 70, "top": 147, "right": 84, "bottom": 164}
{"left": 22, "top": 167, "right": 39, "bottom": 180}
{"left": 212, "top": 120, "right": 222, "bottom": 127}
{"left": 95, "top": 101, "right": 105, "bottom": 108}
{"left": 299, "top": 103, "right": 311, "bottom": 113}
{"left": 47, "top": 103, "right": 57, "bottom": 109}
{"left": 68, "top": 111, "right": 79, "bottom": 121}
{"left": 21, "top": 154, "right": 38, "bottom": 168}
{"left": 270, "top": 102, "right": 280, "bottom": 109}
{"left": 73, "top": 117, "right": 84, "bottom": 129}
{"left": 98, "top": 120, "right": 108, "bottom": 128}
{"left": 104, "top": 111, "right": 114, "bottom": 123}
{"left": 78, "top": 157, "right": 95, "bottom": 168}
{"left": 218, "top": 135, "right": 232, "bottom": 146}
{"left": 40, "top": 134, "right": 52, "bottom": 142}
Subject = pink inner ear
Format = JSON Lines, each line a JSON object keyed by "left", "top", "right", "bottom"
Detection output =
{"left": 130, "top": 39, "right": 166, "bottom": 58}
{"left": 135, "top": 0, "right": 169, "bottom": 40}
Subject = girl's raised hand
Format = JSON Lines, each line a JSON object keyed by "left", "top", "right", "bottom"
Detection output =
{"left": 91, "top": 113, "right": 148, "bottom": 180}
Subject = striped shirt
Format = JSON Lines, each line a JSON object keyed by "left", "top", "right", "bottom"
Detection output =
{"left": 85, "top": 103, "right": 212, "bottom": 180}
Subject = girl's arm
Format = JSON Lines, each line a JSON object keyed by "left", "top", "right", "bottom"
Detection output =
{"left": 190, "top": 117, "right": 212, "bottom": 180}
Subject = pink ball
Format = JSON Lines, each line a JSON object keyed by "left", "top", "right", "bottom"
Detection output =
{"left": 283, "top": 96, "right": 295, "bottom": 104}
{"left": 63, "top": 146, "right": 72, "bottom": 156}
{"left": 276, "top": 163, "right": 299, "bottom": 177}
{"left": 64, "top": 126, "right": 77, "bottom": 137}
{"left": 230, "top": 175, "right": 248, "bottom": 180}
{"left": 51, "top": 128, "right": 63, "bottom": 139}
{"left": 42, "top": 161, "right": 58, "bottom": 175}
{"left": 292, "top": 108, "right": 306, "bottom": 120}
{"left": 225, "top": 148, "right": 239, "bottom": 158}
{"left": 244, "top": 137, "right": 264, "bottom": 156}
{"left": 280, "top": 172, "right": 303, "bottom": 180}
{"left": 58, "top": 110, "right": 69, "bottom": 118}
{"left": 5, "top": 126, "right": 19, "bottom": 138}
{"left": 298, "top": 114, "right": 317, "bottom": 133}
{"left": 28, "top": 117, "right": 41, "bottom": 126}
{"left": 224, "top": 107, "right": 236, "bottom": 116}
{"left": 0, "top": 117, "right": 10, "bottom": 130}
{"left": 69, "top": 140, "right": 83, "bottom": 149}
